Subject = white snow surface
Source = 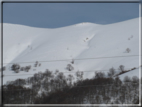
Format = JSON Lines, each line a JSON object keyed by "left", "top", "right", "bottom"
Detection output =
{"left": 0, "top": 18, "right": 140, "bottom": 85}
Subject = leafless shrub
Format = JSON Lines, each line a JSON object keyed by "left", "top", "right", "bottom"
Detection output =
{"left": 39, "top": 63, "right": 41, "bottom": 66}
{"left": 34, "top": 61, "right": 38, "bottom": 67}
{"left": 71, "top": 59, "right": 74, "bottom": 64}
{"left": 126, "top": 48, "right": 131, "bottom": 53}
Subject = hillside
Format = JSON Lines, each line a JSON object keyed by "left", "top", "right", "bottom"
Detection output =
{"left": 0, "top": 18, "right": 140, "bottom": 84}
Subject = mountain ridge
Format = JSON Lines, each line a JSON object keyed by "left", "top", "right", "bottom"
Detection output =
{"left": 1, "top": 17, "right": 139, "bottom": 84}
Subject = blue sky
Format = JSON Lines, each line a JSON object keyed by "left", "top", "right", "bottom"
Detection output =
{"left": 3, "top": 2, "right": 139, "bottom": 28}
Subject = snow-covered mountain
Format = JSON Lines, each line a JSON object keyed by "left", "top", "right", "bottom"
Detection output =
{"left": 1, "top": 18, "right": 140, "bottom": 84}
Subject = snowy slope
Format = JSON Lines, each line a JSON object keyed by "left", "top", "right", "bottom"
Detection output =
{"left": 0, "top": 18, "right": 140, "bottom": 84}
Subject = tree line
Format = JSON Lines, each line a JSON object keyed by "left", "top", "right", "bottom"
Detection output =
{"left": 3, "top": 68, "right": 141, "bottom": 104}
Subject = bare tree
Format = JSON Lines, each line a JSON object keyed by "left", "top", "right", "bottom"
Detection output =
{"left": 119, "top": 65, "right": 125, "bottom": 72}
{"left": 11, "top": 64, "right": 20, "bottom": 73}
{"left": 67, "top": 74, "right": 74, "bottom": 85}
{"left": 20, "top": 67, "right": 25, "bottom": 71}
{"left": 25, "top": 65, "right": 31, "bottom": 72}
{"left": 95, "top": 71, "right": 105, "bottom": 79}
{"left": 107, "top": 67, "right": 115, "bottom": 77}
{"left": 123, "top": 76, "right": 131, "bottom": 82}
{"left": 44, "top": 69, "right": 53, "bottom": 78}
{"left": 76, "top": 71, "right": 84, "bottom": 81}
{"left": 34, "top": 61, "right": 38, "bottom": 67}
{"left": 55, "top": 69, "right": 59, "bottom": 75}
{"left": 132, "top": 76, "right": 139, "bottom": 83}
{"left": 66, "top": 64, "right": 74, "bottom": 71}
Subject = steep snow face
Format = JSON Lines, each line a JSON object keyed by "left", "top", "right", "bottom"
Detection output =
{"left": 74, "top": 18, "right": 139, "bottom": 79}
{"left": 1, "top": 18, "right": 140, "bottom": 84}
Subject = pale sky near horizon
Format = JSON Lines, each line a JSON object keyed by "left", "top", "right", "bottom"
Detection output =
{"left": 2, "top": 1, "right": 139, "bottom": 28}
